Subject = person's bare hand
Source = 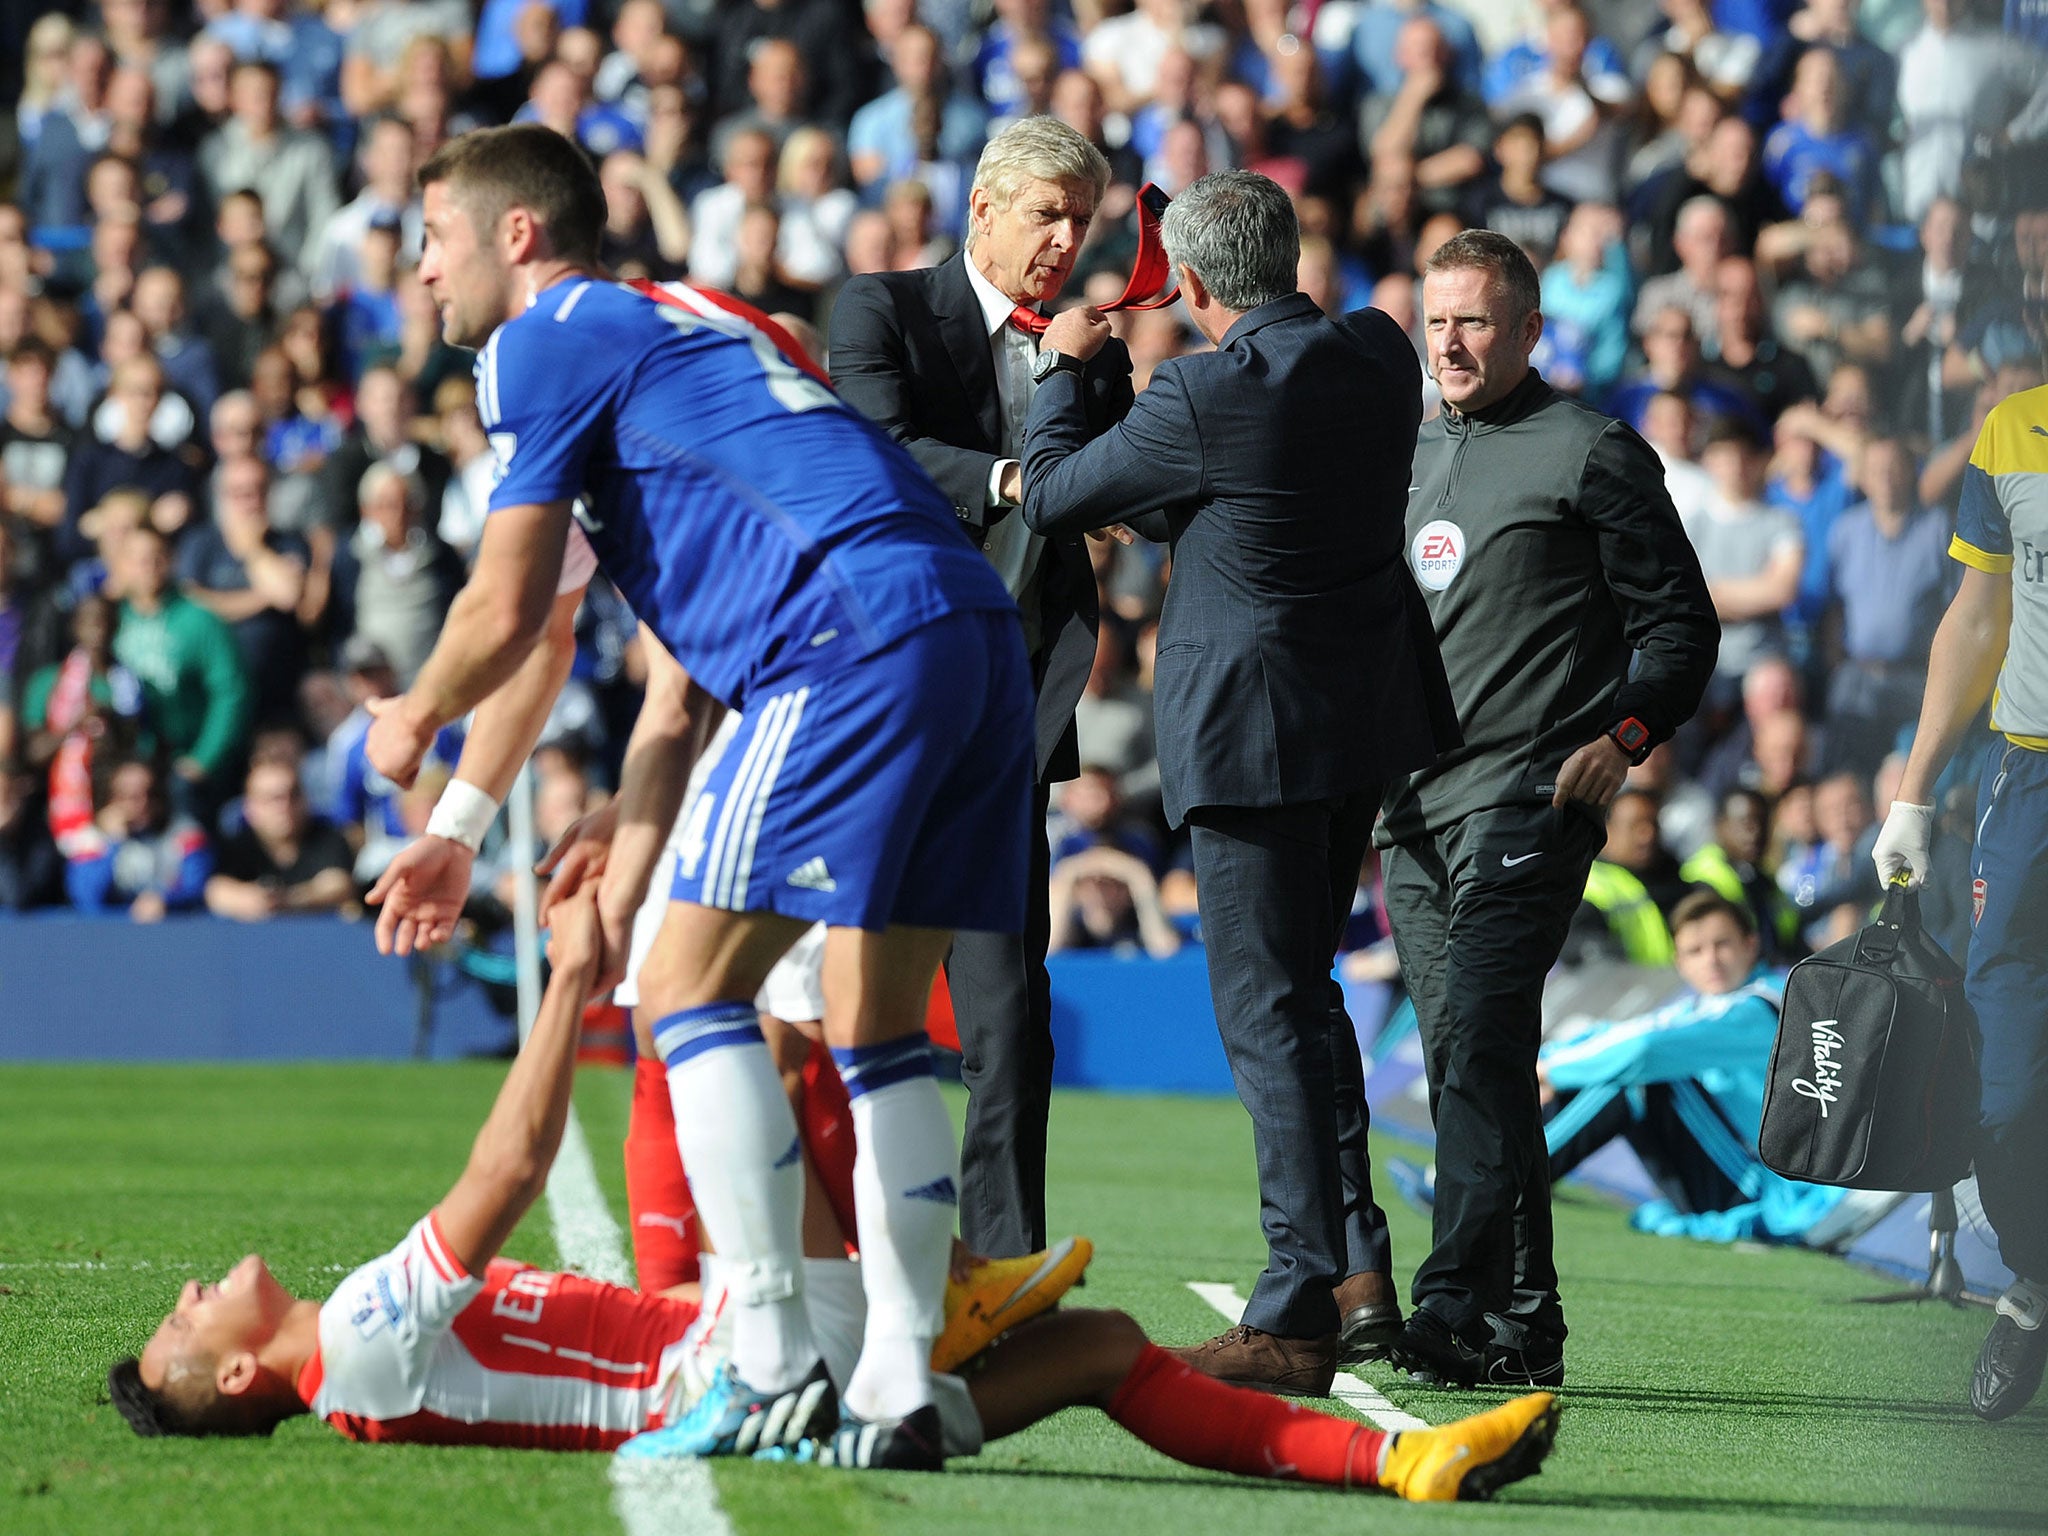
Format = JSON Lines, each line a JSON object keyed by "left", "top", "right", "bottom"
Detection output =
{"left": 1087, "top": 524, "right": 1135, "bottom": 544}
{"left": 535, "top": 799, "right": 620, "bottom": 925}
{"left": 1040, "top": 306, "right": 1111, "bottom": 362}
{"left": 131, "top": 890, "right": 167, "bottom": 924}
{"left": 1553, "top": 735, "right": 1631, "bottom": 808}
{"left": 545, "top": 885, "right": 604, "bottom": 978}
{"left": 364, "top": 695, "right": 432, "bottom": 790}
{"left": 999, "top": 460, "right": 1024, "bottom": 505}
{"left": 367, "top": 835, "right": 475, "bottom": 955}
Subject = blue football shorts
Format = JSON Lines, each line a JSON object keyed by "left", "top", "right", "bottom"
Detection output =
{"left": 670, "top": 608, "right": 1033, "bottom": 933}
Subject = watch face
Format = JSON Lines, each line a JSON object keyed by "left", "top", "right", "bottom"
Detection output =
{"left": 1033, "top": 350, "right": 1060, "bottom": 382}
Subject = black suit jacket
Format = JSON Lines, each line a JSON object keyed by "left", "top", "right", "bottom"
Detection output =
{"left": 828, "top": 254, "right": 1135, "bottom": 783}
{"left": 1021, "top": 293, "right": 1461, "bottom": 826}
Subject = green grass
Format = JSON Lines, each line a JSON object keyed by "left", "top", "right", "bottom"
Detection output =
{"left": 1, "top": 1064, "right": 2043, "bottom": 1535}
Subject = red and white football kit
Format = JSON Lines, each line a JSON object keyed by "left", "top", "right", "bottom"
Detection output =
{"left": 294, "top": 1212, "right": 700, "bottom": 1450}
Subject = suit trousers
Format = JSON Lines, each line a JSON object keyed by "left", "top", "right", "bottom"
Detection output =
{"left": 1381, "top": 801, "right": 1603, "bottom": 1349}
{"left": 946, "top": 778, "right": 1055, "bottom": 1258}
{"left": 1187, "top": 792, "right": 1392, "bottom": 1340}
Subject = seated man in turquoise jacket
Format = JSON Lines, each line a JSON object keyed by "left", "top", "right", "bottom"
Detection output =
{"left": 1540, "top": 888, "right": 1844, "bottom": 1243}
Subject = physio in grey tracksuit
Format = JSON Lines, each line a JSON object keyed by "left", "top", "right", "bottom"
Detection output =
{"left": 1379, "top": 231, "right": 1718, "bottom": 1386}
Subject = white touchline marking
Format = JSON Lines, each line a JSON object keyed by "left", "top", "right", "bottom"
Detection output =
{"left": 1186, "top": 1281, "right": 1429, "bottom": 1432}
{"left": 542, "top": 1104, "right": 735, "bottom": 1536}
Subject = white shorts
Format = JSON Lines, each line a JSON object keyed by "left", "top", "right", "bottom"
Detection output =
{"left": 672, "top": 1254, "right": 984, "bottom": 1457}
{"left": 613, "top": 712, "right": 828, "bottom": 1022}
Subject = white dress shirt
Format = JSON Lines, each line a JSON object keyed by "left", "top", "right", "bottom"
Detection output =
{"left": 963, "top": 252, "right": 1048, "bottom": 652}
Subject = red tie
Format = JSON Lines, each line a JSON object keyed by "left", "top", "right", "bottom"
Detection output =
{"left": 1004, "top": 182, "right": 1182, "bottom": 336}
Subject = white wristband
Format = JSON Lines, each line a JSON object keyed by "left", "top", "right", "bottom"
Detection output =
{"left": 425, "top": 779, "right": 500, "bottom": 853}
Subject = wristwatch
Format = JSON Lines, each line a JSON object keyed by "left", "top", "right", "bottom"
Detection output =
{"left": 1032, "top": 348, "right": 1084, "bottom": 383}
{"left": 1606, "top": 716, "right": 1653, "bottom": 766}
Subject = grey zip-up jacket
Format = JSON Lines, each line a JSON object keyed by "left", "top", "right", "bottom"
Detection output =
{"left": 1378, "top": 369, "right": 1717, "bottom": 845}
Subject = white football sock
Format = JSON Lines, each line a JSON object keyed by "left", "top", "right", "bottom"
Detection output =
{"left": 657, "top": 1003, "right": 816, "bottom": 1393}
{"left": 834, "top": 1043, "right": 956, "bottom": 1422}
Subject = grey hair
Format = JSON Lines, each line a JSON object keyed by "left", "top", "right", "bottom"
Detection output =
{"left": 1160, "top": 170, "right": 1299, "bottom": 313}
{"left": 969, "top": 116, "right": 1110, "bottom": 228}
{"left": 357, "top": 460, "right": 424, "bottom": 515}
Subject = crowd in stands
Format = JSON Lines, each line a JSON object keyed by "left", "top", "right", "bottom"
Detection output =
{"left": 0, "top": 0, "right": 2041, "bottom": 974}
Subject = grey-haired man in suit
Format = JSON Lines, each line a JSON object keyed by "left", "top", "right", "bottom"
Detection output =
{"left": 1020, "top": 169, "right": 1462, "bottom": 1395}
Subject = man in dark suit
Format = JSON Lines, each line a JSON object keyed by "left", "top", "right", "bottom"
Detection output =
{"left": 828, "top": 117, "right": 1135, "bottom": 1258}
{"left": 1020, "top": 170, "right": 1461, "bottom": 1395}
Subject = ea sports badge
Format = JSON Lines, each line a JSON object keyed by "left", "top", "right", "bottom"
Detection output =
{"left": 1973, "top": 877, "right": 1987, "bottom": 926}
{"left": 1412, "top": 519, "right": 1465, "bottom": 591}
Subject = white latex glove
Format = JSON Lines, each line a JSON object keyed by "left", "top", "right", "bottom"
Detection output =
{"left": 1872, "top": 801, "right": 1936, "bottom": 888}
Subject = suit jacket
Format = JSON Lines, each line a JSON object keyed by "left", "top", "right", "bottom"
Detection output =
{"left": 1021, "top": 293, "right": 1461, "bottom": 827}
{"left": 829, "top": 254, "right": 1135, "bottom": 783}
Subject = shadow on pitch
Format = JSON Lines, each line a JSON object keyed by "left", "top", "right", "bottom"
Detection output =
{"left": 1510, "top": 1489, "right": 2048, "bottom": 1529}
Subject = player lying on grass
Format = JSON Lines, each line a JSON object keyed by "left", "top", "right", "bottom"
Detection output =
{"left": 109, "top": 889, "right": 1560, "bottom": 1501}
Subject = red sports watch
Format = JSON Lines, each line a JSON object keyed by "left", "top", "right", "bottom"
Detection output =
{"left": 1607, "top": 716, "right": 1653, "bottom": 766}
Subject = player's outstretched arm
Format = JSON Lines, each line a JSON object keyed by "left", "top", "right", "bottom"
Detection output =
{"left": 433, "top": 888, "right": 603, "bottom": 1276}
{"left": 588, "top": 624, "right": 725, "bottom": 984}
{"left": 369, "top": 586, "right": 585, "bottom": 956}
{"left": 366, "top": 499, "right": 574, "bottom": 790}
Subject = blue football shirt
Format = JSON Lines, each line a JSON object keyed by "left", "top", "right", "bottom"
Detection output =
{"left": 477, "top": 277, "right": 1015, "bottom": 711}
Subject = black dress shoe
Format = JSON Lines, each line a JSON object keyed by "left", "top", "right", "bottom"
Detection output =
{"left": 1971, "top": 1313, "right": 2047, "bottom": 1422}
{"left": 1485, "top": 1334, "right": 1565, "bottom": 1389}
{"left": 1391, "top": 1309, "right": 1488, "bottom": 1387}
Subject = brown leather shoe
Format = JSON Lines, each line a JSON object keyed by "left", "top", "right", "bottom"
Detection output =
{"left": 1167, "top": 1324, "right": 1338, "bottom": 1396}
{"left": 1334, "top": 1271, "right": 1403, "bottom": 1363}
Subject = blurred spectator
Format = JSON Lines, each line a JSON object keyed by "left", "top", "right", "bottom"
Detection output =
{"left": 1347, "top": 0, "right": 1485, "bottom": 100}
{"left": 1492, "top": 3, "right": 1635, "bottom": 205}
{"left": 848, "top": 24, "right": 988, "bottom": 193}
{"left": 199, "top": 60, "right": 340, "bottom": 262}
{"left": 1607, "top": 305, "right": 1760, "bottom": 434}
{"left": 1539, "top": 202, "right": 1633, "bottom": 398}
{"left": 2, "top": 341, "right": 75, "bottom": 589}
{"left": 1051, "top": 764, "right": 1163, "bottom": 871}
{"left": 1571, "top": 785, "right": 1686, "bottom": 966}
{"left": 729, "top": 204, "right": 816, "bottom": 321}
{"left": 333, "top": 462, "right": 463, "bottom": 685}
{"left": 59, "top": 354, "right": 199, "bottom": 570}
{"left": 597, "top": 150, "right": 691, "bottom": 277}
{"left": 1788, "top": 768, "right": 1877, "bottom": 944}
{"left": 1688, "top": 417, "right": 1804, "bottom": 691}
{"left": 179, "top": 455, "right": 319, "bottom": 726}
{"left": 975, "top": 0, "right": 1083, "bottom": 121}
{"left": 1071, "top": 629, "right": 1159, "bottom": 805}
{"left": 1636, "top": 0, "right": 1762, "bottom": 96}
{"left": 1897, "top": 196, "right": 1973, "bottom": 448}
{"left": 1631, "top": 740, "right": 1718, "bottom": 857}
{"left": 319, "top": 365, "right": 447, "bottom": 535}
{"left": 1466, "top": 114, "right": 1573, "bottom": 263}
{"left": 1766, "top": 406, "right": 1852, "bottom": 651}
{"left": 1679, "top": 785, "right": 1806, "bottom": 961}
{"left": 308, "top": 113, "right": 422, "bottom": 302}
{"left": 1768, "top": 206, "right": 1892, "bottom": 382}
{"left": 1643, "top": 390, "right": 1717, "bottom": 520}
{"left": 1048, "top": 844, "right": 1181, "bottom": 957}
{"left": 777, "top": 128, "right": 859, "bottom": 286}
{"left": 687, "top": 128, "right": 779, "bottom": 288}
{"left": 709, "top": 0, "right": 866, "bottom": 131}
{"left": 709, "top": 37, "right": 811, "bottom": 165}
{"left": 1705, "top": 255, "right": 1818, "bottom": 422}
{"left": 110, "top": 522, "right": 251, "bottom": 811}
{"left": 1642, "top": 113, "right": 1783, "bottom": 277}
{"left": 196, "top": 241, "right": 286, "bottom": 393}
{"left": 323, "top": 635, "right": 459, "bottom": 881}
{"left": 16, "top": 17, "right": 78, "bottom": 159}
{"left": 1482, "top": 0, "right": 1631, "bottom": 104}
{"left": 21, "top": 34, "right": 112, "bottom": 239}
{"left": 433, "top": 379, "right": 497, "bottom": 562}
{"left": 1760, "top": 48, "right": 1879, "bottom": 223}
{"left": 0, "top": 758, "right": 62, "bottom": 911}
{"left": 204, "top": 753, "right": 353, "bottom": 920}
{"left": 1635, "top": 195, "right": 1729, "bottom": 344}
{"left": 132, "top": 266, "right": 221, "bottom": 417}
{"left": 19, "top": 592, "right": 148, "bottom": 859}
{"left": 1895, "top": 0, "right": 2031, "bottom": 220}
{"left": 1820, "top": 436, "right": 1955, "bottom": 772}
{"left": 1083, "top": 0, "right": 1226, "bottom": 118}
{"left": 65, "top": 753, "right": 212, "bottom": 920}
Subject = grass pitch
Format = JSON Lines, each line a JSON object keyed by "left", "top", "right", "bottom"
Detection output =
{"left": 1, "top": 1063, "right": 2043, "bottom": 1536}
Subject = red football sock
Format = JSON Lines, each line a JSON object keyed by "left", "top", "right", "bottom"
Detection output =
{"left": 798, "top": 1039, "right": 860, "bottom": 1255}
{"left": 1105, "top": 1344, "right": 1387, "bottom": 1490}
{"left": 625, "top": 1056, "right": 700, "bottom": 1291}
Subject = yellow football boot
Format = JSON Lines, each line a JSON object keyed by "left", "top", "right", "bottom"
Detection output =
{"left": 931, "top": 1236, "right": 1093, "bottom": 1373}
{"left": 1378, "top": 1391, "right": 1560, "bottom": 1502}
